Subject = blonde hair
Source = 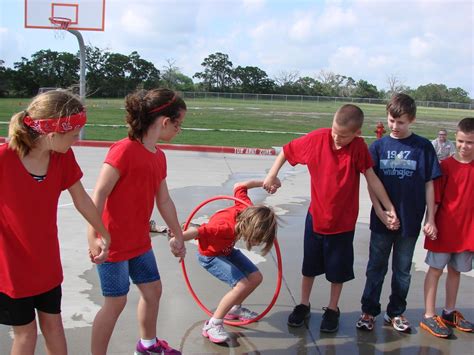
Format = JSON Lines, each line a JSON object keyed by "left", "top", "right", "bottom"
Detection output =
{"left": 8, "top": 90, "right": 83, "bottom": 158}
{"left": 235, "top": 205, "right": 277, "bottom": 255}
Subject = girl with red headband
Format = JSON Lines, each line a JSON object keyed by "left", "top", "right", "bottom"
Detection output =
{"left": 0, "top": 90, "right": 110, "bottom": 355}
{"left": 89, "top": 88, "right": 186, "bottom": 355}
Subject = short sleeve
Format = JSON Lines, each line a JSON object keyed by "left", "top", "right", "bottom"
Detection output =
{"left": 105, "top": 142, "right": 128, "bottom": 176}
{"left": 355, "top": 139, "right": 373, "bottom": 174}
{"left": 283, "top": 133, "right": 314, "bottom": 166}
{"left": 434, "top": 160, "right": 448, "bottom": 204}
{"left": 61, "top": 148, "right": 83, "bottom": 190}
{"left": 425, "top": 141, "right": 442, "bottom": 181}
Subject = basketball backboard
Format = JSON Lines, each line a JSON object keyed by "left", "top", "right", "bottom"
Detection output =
{"left": 25, "top": 0, "right": 106, "bottom": 31}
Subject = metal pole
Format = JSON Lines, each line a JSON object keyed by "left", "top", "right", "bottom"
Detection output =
{"left": 67, "top": 29, "right": 86, "bottom": 140}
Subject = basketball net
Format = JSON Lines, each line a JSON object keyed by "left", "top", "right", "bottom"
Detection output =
{"left": 49, "top": 17, "right": 72, "bottom": 39}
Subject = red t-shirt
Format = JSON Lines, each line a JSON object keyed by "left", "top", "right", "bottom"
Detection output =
{"left": 197, "top": 186, "right": 251, "bottom": 256}
{"left": 284, "top": 128, "right": 373, "bottom": 235}
{"left": 425, "top": 157, "right": 474, "bottom": 252}
{"left": 103, "top": 138, "right": 167, "bottom": 262}
{"left": 0, "top": 144, "right": 82, "bottom": 298}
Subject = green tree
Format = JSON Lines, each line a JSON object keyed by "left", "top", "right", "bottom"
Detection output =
{"left": 294, "top": 77, "right": 325, "bottom": 96}
{"left": 12, "top": 50, "right": 79, "bottom": 96}
{"left": 233, "top": 66, "right": 274, "bottom": 93}
{"left": 352, "top": 80, "right": 380, "bottom": 98}
{"left": 447, "top": 87, "right": 470, "bottom": 103}
{"left": 412, "top": 83, "right": 449, "bottom": 102}
{"left": 194, "top": 52, "right": 234, "bottom": 91}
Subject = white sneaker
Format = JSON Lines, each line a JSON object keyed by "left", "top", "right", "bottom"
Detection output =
{"left": 202, "top": 321, "right": 229, "bottom": 343}
{"left": 225, "top": 306, "right": 258, "bottom": 321}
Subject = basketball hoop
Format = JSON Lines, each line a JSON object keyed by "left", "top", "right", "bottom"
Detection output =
{"left": 49, "top": 16, "right": 72, "bottom": 39}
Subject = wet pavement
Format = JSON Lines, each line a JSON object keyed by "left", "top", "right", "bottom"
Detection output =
{"left": 1, "top": 146, "right": 472, "bottom": 354}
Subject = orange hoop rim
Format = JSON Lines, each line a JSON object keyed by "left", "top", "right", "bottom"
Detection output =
{"left": 49, "top": 16, "right": 72, "bottom": 29}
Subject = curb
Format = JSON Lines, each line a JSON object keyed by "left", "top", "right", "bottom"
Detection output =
{"left": 0, "top": 137, "right": 278, "bottom": 156}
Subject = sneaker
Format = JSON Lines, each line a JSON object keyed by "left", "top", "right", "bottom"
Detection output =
{"left": 202, "top": 320, "right": 230, "bottom": 343}
{"left": 384, "top": 313, "right": 411, "bottom": 332}
{"left": 134, "top": 338, "right": 181, "bottom": 354}
{"left": 420, "top": 315, "right": 452, "bottom": 338}
{"left": 356, "top": 313, "right": 375, "bottom": 331}
{"left": 441, "top": 310, "right": 474, "bottom": 332}
{"left": 287, "top": 303, "right": 311, "bottom": 327}
{"left": 224, "top": 306, "right": 258, "bottom": 321}
{"left": 320, "top": 307, "right": 340, "bottom": 333}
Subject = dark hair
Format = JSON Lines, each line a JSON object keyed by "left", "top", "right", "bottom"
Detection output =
{"left": 334, "top": 104, "right": 364, "bottom": 130}
{"left": 386, "top": 93, "right": 416, "bottom": 120}
{"left": 9, "top": 90, "right": 83, "bottom": 158}
{"left": 125, "top": 88, "right": 186, "bottom": 141}
{"left": 457, "top": 117, "right": 474, "bottom": 134}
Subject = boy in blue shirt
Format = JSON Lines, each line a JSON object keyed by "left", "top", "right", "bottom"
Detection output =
{"left": 356, "top": 93, "right": 441, "bottom": 332}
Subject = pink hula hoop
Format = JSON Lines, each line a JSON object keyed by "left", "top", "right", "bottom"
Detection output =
{"left": 181, "top": 195, "right": 283, "bottom": 326}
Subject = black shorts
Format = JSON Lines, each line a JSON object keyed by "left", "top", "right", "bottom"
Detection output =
{"left": 302, "top": 213, "right": 355, "bottom": 283}
{"left": 0, "top": 285, "right": 62, "bottom": 326}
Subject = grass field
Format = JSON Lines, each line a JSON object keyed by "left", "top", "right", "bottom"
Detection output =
{"left": 0, "top": 97, "right": 471, "bottom": 147}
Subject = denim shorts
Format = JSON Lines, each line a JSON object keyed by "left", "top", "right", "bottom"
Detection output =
{"left": 96, "top": 249, "right": 160, "bottom": 297}
{"left": 0, "top": 285, "right": 62, "bottom": 326}
{"left": 425, "top": 251, "right": 473, "bottom": 272}
{"left": 197, "top": 248, "right": 259, "bottom": 288}
{"left": 302, "top": 212, "right": 355, "bottom": 283}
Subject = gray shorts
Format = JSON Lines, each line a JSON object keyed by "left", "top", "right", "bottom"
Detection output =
{"left": 425, "top": 251, "right": 473, "bottom": 272}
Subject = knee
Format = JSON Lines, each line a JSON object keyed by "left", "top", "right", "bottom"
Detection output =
{"left": 447, "top": 265, "right": 460, "bottom": 277}
{"left": 104, "top": 295, "right": 128, "bottom": 315}
{"left": 248, "top": 271, "right": 263, "bottom": 288}
{"left": 14, "top": 321, "right": 38, "bottom": 343}
{"left": 428, "top": 266, "right": 444, "bottom": 278}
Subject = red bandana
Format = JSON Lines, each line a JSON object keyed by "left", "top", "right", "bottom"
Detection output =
{"left": 23, "top": 111, "right": 87, "bottom": 134}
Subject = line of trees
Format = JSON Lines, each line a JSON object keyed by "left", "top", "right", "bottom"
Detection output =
{"left": 0, "top": 49, "right": 471, "bottom": 103}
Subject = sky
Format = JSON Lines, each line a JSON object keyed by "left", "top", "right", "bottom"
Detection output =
{"left": 1, "top": 0, "right": 473, "bottom": 97}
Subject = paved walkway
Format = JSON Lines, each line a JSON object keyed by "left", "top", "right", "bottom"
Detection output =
{"left": 1, "top": 147, "right": 472, "bottom": 354}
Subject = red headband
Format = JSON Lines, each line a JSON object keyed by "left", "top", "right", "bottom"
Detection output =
{"left": 23, "top": 111, "right": 87, "bottom": 134}
{"left": 148, "top": 96, "right": 176, "bottom": 115}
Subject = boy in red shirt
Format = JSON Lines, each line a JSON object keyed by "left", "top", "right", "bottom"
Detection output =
{"left": 420, "top": 117, "right": 474, "bottom": 337}
{"left": 169, "top": 179, "right": 278, "bottom": 344}
{"left": 263, "top": 104, "right": 398, "bottom": 332}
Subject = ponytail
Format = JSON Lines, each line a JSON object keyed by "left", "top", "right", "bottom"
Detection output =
{"left": 8, "top": 111, "right": 39, "bottom": 158}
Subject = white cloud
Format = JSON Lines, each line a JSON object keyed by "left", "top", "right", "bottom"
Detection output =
{"left": 242, "top": 0, "right": 265, "bottom": 12}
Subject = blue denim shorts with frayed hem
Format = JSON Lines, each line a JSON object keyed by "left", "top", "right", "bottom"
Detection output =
{"left": 198, "top": 248, "right": 259, "bottom": 288}
{"left": 97, "top": 249, "right": 160, "bottom": 297}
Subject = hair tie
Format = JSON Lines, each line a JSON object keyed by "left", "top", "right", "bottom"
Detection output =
{"left": 148, "top": 95, "right": 176, "bottom": 115}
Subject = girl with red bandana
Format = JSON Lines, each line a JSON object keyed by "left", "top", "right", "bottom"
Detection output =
{"left": 0, "top": 90, "right": 110, "bottom": 355}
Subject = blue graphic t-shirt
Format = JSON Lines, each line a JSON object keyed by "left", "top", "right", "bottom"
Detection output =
{"left": 369, "top": 133, "right": 441, "bottom": 238}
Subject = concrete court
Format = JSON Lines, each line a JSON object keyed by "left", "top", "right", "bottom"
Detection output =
{"left": 0, "top": 146, "right": 472, "bottom": 355}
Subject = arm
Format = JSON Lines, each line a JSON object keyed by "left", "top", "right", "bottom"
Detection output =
{"left": 86, "top": 163, "right": 120, "bottom": 262}
{"left": 156, "top": 179, "right": 186, "bottom": 258}
{"left": 68, "top": 180, "right": 111, "bottom": 264}
{"left": 263, "top": 150, "right": 287, "bottom": 193}
{"left": 422, "top": 180, "right": 437, "bottom": 238}
{"left": 364, "top": 168, "right": 400, "bottom": 230}
{"left": 234, "top": 179, "right": 280, "bottom": 191}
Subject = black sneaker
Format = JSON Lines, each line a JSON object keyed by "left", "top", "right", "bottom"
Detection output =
{"left": 320, "top": 307, "right": 340, "bottom": 333}
{"left": 288, "top": 304, "right": 311, "bottom": 327}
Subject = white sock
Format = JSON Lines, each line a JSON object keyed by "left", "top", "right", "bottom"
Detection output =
{"left": 140, "top": 338, "right": 157, "bottom": 348}
{"left": 443, "top": 308, "right": 455, "bottom": 314}
{"left": 210, "top": 317, "right": 223, "bottom": 325}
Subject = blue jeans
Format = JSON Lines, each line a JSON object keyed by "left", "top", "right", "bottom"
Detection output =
{"left": 361, "top": 232, "right": 417, "bottom": 318}
{"left": 197, "top": 249, "right": 259, "bottom": 288}
{"left": 97, "top": 249, "right": 160, "bottom": 297}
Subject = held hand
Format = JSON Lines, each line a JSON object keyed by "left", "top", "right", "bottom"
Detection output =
{"left": 89, "top": 236, "right": 110, "bottom": 264}
{"left": 263, "top": 175, "right": 280, "bottom": 194}
{"left": 169, "top": 237, "right": 186, "bottom": 258}
{"left": 423, "top": 222, "right": 438, "bottom": 240}
{"left": 385, "top": 210, "right": 400, "bottom": 231}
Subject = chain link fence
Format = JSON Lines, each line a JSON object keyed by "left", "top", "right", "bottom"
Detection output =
{"left": 180, "top": 92, "right": 473, "bottom": 110}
